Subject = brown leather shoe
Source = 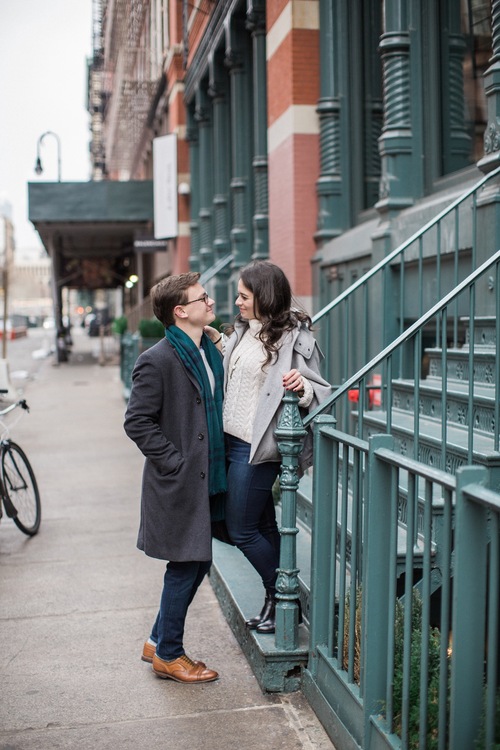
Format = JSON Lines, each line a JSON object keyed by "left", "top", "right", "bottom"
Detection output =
{"left": 152, "top": 653, "right": 218, "bottom": 683}
{"left": 141, "top": 641, "right": 206, "bottom": 668}
{"left": 141, "top": 641, "right": 156, "bottom": 663}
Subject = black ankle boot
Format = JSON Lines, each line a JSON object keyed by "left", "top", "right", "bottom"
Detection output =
{"left": 256, "top": 598, "right": 303, "bottom": 634}
{"left": 255, "top": 598, "right": 276, "bottom": 634}
{"left": 246, "top": 591, "right": 273, "bottom": 629}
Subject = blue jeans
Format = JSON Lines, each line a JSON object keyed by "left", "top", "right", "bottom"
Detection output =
{"left": 151, "top": 559, "right": 211, "bottom": 661}
{"left": 225, "top": 435, "right": 280, "bottom": 593}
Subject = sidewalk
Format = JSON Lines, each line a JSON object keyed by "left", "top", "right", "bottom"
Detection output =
{"left": 0, "top": 329, "right": 334, "bottom": 749}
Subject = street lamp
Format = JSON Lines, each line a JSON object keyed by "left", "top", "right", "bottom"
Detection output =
{"left": 34, "top": 131, "right": 62, "bottom": 181}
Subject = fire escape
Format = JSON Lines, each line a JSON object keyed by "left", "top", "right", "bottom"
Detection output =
{"left": 89, "top": 0, "right": 163, "bottom": 180}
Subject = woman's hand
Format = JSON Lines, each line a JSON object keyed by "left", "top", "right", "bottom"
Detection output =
{"left": 283, "top": 369, "right": 305, "bottom": 395}
{"left": 204, "top": 326, "right": 222, "bottom": 347}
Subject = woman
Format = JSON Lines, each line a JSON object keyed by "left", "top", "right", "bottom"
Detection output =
{"left": 213, "top": 260, "right": 331, "bottom": 634}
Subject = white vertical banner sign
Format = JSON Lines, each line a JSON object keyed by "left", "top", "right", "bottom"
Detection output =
{"left": 153, "top": 134, "right": 178, "bottom": 239}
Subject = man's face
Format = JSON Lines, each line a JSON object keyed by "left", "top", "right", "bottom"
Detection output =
{"left": 180, "top": 283, "right": 215, "bottom": 327}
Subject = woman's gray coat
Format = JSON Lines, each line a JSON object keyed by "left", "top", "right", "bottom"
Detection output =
{"left": 124, "top": 338, "right": 213, "bottom": 562}
{"left": 224, "top": 320, "right": 332, "bottom": 472}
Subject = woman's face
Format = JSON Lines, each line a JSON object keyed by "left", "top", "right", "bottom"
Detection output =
{"left": 235, "top": 280, "right": 257, "bottom": 320}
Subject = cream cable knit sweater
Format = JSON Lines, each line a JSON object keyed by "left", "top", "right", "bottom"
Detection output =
{"left": 223, "top": 319, "right": 313, "bottom": 444}
{"left": 223, "top": 319, "right": 267, "bottom": 443}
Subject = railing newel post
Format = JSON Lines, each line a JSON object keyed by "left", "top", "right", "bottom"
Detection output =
{"left": 450, "top": 466, "right": 488, "bottom": 749}
{"left": 274, "top": 390, "right": 307, "bottom": 651}
{"left": 364, "top": 434, "right": 394, "bottom": 744}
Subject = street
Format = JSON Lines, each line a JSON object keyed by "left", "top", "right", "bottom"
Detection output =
{"left": 2, "top": 327, "right": 53, "bottom": 384}
{"left": 2, "top": 325, "right": 119, "bottom": 397}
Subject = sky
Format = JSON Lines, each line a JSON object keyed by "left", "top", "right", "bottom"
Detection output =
{"left": 0, "top": 0, "right": 93, "bottom": 257}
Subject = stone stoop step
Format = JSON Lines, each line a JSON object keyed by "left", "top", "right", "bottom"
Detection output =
{"left": 210, "top": 511, "right": 313, "bottom": 694}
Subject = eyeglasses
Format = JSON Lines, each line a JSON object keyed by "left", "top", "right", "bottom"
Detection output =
{"left": 183, "top": 292, "right": 209, "bottom": 306}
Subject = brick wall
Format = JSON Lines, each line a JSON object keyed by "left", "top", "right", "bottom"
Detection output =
{"left": 266, "top": 0, "right": 320, "bottom": 303}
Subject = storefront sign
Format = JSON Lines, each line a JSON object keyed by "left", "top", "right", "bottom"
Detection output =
{"left": 153, "top": 134, "right": 178, "bottom": 239}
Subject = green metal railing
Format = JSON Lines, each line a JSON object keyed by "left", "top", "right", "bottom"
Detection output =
{"left": 274, "top": 250, "right": 500, "bottom": 655}
{"left": 275, "top": 252, "right": 500, "bottom": 746}
{"left": 305, "top": 249, "right": 500, "bottom": 468}
{"left": 313, "top": 165, "right": 500, "bottom": 393}
{"left": 451, "top": 470, "right": 500, "bottom": 749}
{"left": 364, "top": 437, "right": 455, "bottom": 749}
{"left": 304, "top": 429, "right": 458, "bottom": 749}
{"left": 199, "top": 252, "right": 232, "bottom": 285}
{"left": 300, "top": 429, "right": 499, "bottom": 749}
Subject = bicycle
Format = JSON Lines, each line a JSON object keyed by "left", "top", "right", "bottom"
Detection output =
{"left": 0, "top": 395, "right": 41, "bottom": 536}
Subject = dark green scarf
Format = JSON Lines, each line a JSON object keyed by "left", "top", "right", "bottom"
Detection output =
{"left": 165, "top": 326, "right": 226, "bottom": 508}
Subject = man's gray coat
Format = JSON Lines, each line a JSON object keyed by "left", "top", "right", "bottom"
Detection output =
{"left": 124, "top": 338, "right": 213, "bottom": 562}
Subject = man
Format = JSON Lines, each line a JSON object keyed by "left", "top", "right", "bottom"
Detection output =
{"left": 124, "top": 272, "right": 225, "bottom": 683}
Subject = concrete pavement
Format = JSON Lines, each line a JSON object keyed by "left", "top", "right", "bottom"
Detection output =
{"left": 0, "top": 328, "right": 334, "bottom": 749}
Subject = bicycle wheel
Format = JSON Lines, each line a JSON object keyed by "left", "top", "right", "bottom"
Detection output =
{"left": 2, "top": 441, "right": 41, "bottom": 536}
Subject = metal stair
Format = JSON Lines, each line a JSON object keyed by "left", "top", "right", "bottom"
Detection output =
{"left": 361, "top": 316, "right": 499, "bottom": 474}
{"left": 293, "top": 313, "right": 499, "bottom": 616}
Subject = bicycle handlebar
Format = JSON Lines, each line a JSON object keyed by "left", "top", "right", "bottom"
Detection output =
{"left": 0, "top": 398, "right": 30, "bottom": 416}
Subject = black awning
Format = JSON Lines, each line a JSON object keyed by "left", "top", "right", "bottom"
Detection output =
{"left": 28, "top": 180, "right": 154, "bottom": 289}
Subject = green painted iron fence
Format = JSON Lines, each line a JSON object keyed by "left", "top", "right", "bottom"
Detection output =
{"left": 451, "top": 470, "right": 500, "bottom": 749}
{"left": 300, "top": 426, "right": 499, "bottom": 750}
{"left": 273, "top": 251, "right": 500, "bottom": 746}
{"left": 305, "top": 249, "right": 500, "bottom": 476}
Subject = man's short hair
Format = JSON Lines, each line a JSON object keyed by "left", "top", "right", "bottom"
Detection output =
{"left": 151, "top": 272, "right": 200, "bottom": 327}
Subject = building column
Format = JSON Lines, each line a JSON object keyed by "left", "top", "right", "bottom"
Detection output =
{"left": 475, "top": 0, "right": 500, "bottom": 300}
{"left": 361, "top": 0, "right": 384, "bottom": 209}
{"left": 441, "top": 1, "right": 471, "bottom": 173}
{"left": 187, "top": 105, "right": 201, "bottom": 273}
{"left": 478, "top": 0, "right": 500, "bottom": 175}
{"left": 226, "top": 16, "right": 254, "bottom": 276}
{"left": 316, "top": 0, "right": 382, "bottom": 242}
{"left": 195, "top": 85, "right": 214, "bottom": 274}
{"left": 209, "top": 48, "right": 232, "bottom": 320}
{"left": 266, "top": 0, "right": 320, "bottom": 309}
{"left": 316, "top": 0, "right": 346, "bottom": 243}
{"left": 376, "top": 0, "right": 418, "bottom": 213}
{"left": 247, "top": 0, "right": 268, "bottom": 261}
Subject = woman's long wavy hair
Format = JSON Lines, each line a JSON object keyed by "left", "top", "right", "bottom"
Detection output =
{"left": 227, "top": 260, "right": 312, "bottom": 367}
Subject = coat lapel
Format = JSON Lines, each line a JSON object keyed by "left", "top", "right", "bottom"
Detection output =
{"left": 165, "top": 338, "right": 202, "bottom": 395}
